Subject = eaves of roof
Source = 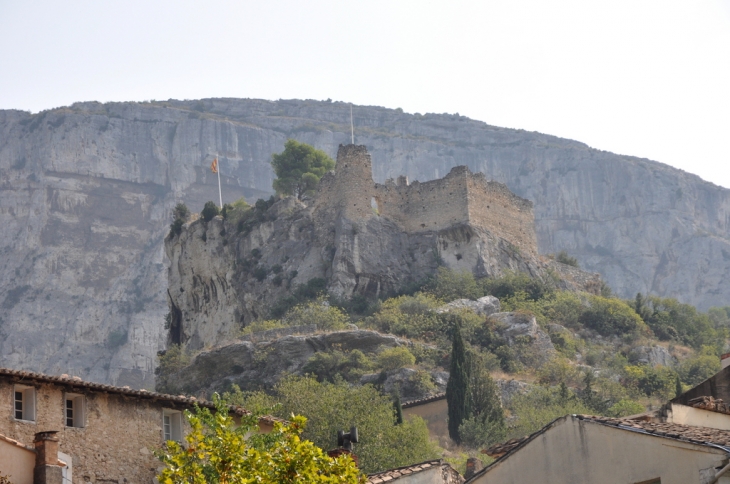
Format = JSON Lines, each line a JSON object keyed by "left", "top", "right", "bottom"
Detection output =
{"left": 0, "top": 367, "right": 283, "bottom": 426}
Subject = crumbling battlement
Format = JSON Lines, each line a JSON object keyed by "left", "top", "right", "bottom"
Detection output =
{"left": 315, "top": 144, "right": 537, "bottom": 255}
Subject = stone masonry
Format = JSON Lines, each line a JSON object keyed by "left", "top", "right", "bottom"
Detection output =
{"left": 314, "top": 145, "right": 537, "bottom": 255}
{"left": 0, "top": 368, "right": 275, "bottom": 483}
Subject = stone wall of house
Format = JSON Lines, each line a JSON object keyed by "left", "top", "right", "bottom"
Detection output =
{"left": 315, "top": 145, "right": 537, "bottom": 255}
{"left": 0, "top": 380, "right": 184, "bottom": 484}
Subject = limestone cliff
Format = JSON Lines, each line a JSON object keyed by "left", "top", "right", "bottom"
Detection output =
{"left": 1, "top": 98, "right": 729, "bottom": 386}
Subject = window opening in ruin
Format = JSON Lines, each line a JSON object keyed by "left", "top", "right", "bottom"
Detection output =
{"left": 65, "top": 393, "right": 85, "bottom": 428}
{"left": 163, "top": 409, "right": 182, "bottom": 442}
{"left": 14, "top": 384, "right": 35, "bottom": 421}
{"left": 371, "top": 197, "right": 379, "bottom": 215}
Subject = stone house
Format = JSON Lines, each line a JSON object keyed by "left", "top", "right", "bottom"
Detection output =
{"left": 0, "top": 367, "right": 275, "bottom": 483}
{"left": 469, "top": 414, "right": 730, "bottom": 484}
{"left": 367, "top": 459, "right": 463, "bottom": 484}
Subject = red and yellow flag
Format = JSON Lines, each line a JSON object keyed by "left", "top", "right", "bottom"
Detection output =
{"left": 210, "top": 157, "right": 218, "bottom": 174}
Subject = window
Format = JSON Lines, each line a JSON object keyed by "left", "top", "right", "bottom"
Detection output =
{"left": 65, "top": 393, "right": 85, "bottom": 428}
{"left": 13, "top": 385, "right": 36, "bottom": 421}
{"left": 163, "top": 409, "right": 182, "bottom": 442}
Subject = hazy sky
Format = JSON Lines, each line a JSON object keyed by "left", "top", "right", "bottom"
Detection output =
{"left": 1, "top": 1, "right": 729, "bottom": 187}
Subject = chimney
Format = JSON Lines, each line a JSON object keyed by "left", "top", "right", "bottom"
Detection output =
{"left": 722, "top": 353, "right": 730, "bottom": 370}
{"left": 465, "top": 457, "right": 483, "bottom": 480}
{"left": 33, "top": 431, "right": 63, "bottom": 484}
{"left": 328, "top": 427, "right": 359, "bottom": 467}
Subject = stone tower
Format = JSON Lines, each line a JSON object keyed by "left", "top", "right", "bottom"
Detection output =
{"left": 315, "top": 144, "right": 377, "bottom": 221}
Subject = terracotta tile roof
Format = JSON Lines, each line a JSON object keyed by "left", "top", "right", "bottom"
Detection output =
{"left": 0, "top": 367, "right": 283, "bottom": 426}
{"left": 0, "top": 432, "right": 34, "bottom": 452}
{"left": 402, "top": 393, "right": 446, "bottom": 409}
{"left": 482, "top": 414, "right": 730, "bottom": 462}
{"left": 0, "top": 433, "right": 67, "bottom": 466}
{"left": 687, "top": 396, "right": 730, "bottom": 415}
{"left": 367, "top": 459, "right": 443, "bottom": 483}
{"left": 577, "top": 414, "right": 730, "bottom": 448}
{"left": 482, "top": 435, "right": 533, "bottom": 459}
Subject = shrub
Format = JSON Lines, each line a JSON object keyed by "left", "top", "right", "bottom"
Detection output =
{"left": 172, "top": 202, "right": 190, "bottom": 221}
{"left": 156, "top": 345, "right": 191, "bottom": 376}
{"left": 377, "top": 347, "right": 416, "bottom": 371}
{"left": 168, "top": 218, "right": 184, "bottom": 237}
{"left": 606, "top": 399, "right": 645, "bottom": 417}
{"left": 579, "top": 295, "right": 646, "bottom": 337}
{"left": 303, "top": 349, "right": 373, "bottom": 383}
{"left": 282, "top": 298, "right": 349, "bottom": 331}
{"left": 200, "top": 201, "right": 220, "bottom": 222}
{"left": 253, "top": 266, "right": 268, "bottom": 282}
{"left": 483, "top": 271, "right": 555, "bottom": 301}
{"left": 555, "top": 250, "right": 579, "bottom": 267}
{"left": 424, "top": 267, "right": 481, "bottom": 301}
{"left": 537, "top": 357, "right": 581, "bottom": 386}
{"left": 677, "top": 347, "right": 720, "bottom": 386}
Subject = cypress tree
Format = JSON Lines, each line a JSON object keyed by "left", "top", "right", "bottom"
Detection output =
{"left": 393, "top": 390, "right": 404, "bottom": 425}
{"left": 447, "top": 322, "right": 470, "bottom": 443}
{"left": 675, "top": 374, "right": 683, "bottom": 399}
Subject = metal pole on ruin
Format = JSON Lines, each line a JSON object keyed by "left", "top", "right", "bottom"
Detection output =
{"left": 350, "top": 104, "right": 354, "bottom": 144}
{"left": 216, "top": 153, "right": 223, "bottom": 209}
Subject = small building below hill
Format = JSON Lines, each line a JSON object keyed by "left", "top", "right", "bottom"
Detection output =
{"left": 469, "top": 414, "right": 730, "bottom": 484}
{"left": 0, "top": 367, "right": 275, "bottom": 483}
{"left": 402, "top": 393, "right": 452, "bottom": 449}
{"left": 368, "top": 459, "right": 463, "bottom": 484}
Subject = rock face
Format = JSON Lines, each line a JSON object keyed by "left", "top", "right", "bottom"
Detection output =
{"left": 1, "top": 98, "right": 730, "bottom": 385}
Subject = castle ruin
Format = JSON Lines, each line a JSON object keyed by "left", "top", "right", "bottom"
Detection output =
{"left": 315, "top": 144, "right": 538, "bottom": 255}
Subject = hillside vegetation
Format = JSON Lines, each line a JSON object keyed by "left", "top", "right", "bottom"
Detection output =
{"left": 159, "top": 239, "right": 729, "bottom": 466}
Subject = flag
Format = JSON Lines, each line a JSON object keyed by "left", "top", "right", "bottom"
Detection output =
{"left": 210, "top": 157, "right": 218, "bottom": 174}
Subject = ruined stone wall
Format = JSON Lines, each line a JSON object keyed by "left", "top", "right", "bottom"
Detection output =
{"left": 376, "top": 166, "right": 471, "bottom": 233}
{"left": 466, "top": 175, "right": 537, "bottom": 255}
{"left": 315, "top": 144, "right": 537, "bottom": 255}
{"left": 0, "top": 380, "right": 181, "bottom": 483}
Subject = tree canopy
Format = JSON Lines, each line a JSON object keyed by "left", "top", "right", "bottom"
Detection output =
{"left": 156, "top": 395, "right": 364, "bottom": 484}
{"left": 271, "top": 140, "right": 335, "bottom": 199}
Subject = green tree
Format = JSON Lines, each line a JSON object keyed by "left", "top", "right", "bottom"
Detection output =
{"left": 271, "top": 140, "right": 335, "bottom": 199}
{"left": 447, "top": 324, "right": 470, "bottom": 444}
{"left": 458, "top": 352, "right": 505, "bottom": 449}
{"left": 225, "top": 377, "right": 439, "bottom": 474}
{"left": 156, "top": 396, "right": 364, "bottom": 484}
{"left": 201, "top": 201, "right": 220, "bottom": 222}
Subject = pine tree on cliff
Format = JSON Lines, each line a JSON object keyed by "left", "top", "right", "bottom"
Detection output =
{"left": 447, "top": 323, "right": 470, "bottom": 443}
{"left": 270, "top": 139, "right": 335, "bottom": 200}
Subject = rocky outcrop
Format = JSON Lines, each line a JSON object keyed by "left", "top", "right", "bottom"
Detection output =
{"left": 495, "top": 379, "right": 532, "bottom": 405}
{"left": 157, "top": 329, "right": 407, "bottom": 396}
{"left": 437, "top": 296, "right": 501, "bottom": 316}
{"left": 2, "top": 98, "right": 730, "bottom": 385}
{"left": 491, "top": 312, "right": 556, "bottom": 366}
{"left": 629, "top": 345, "right": 676, "bottom": 368}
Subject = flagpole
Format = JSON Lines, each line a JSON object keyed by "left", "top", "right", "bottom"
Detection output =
{"left": 216, "top": 154, "right": 223, "bottom": 209}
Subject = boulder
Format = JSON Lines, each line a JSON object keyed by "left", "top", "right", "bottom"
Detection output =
{"left": 629, "top": 345, "right": 676, "bottom": 367}
{"left": 490, "top": 312, "right": 556, "bottom": 365}
{"left": 437, "top": 296, "right": 501, "bottom": 316}
{"left": 495, "top": 379, "right": 532, "bottom": 405}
